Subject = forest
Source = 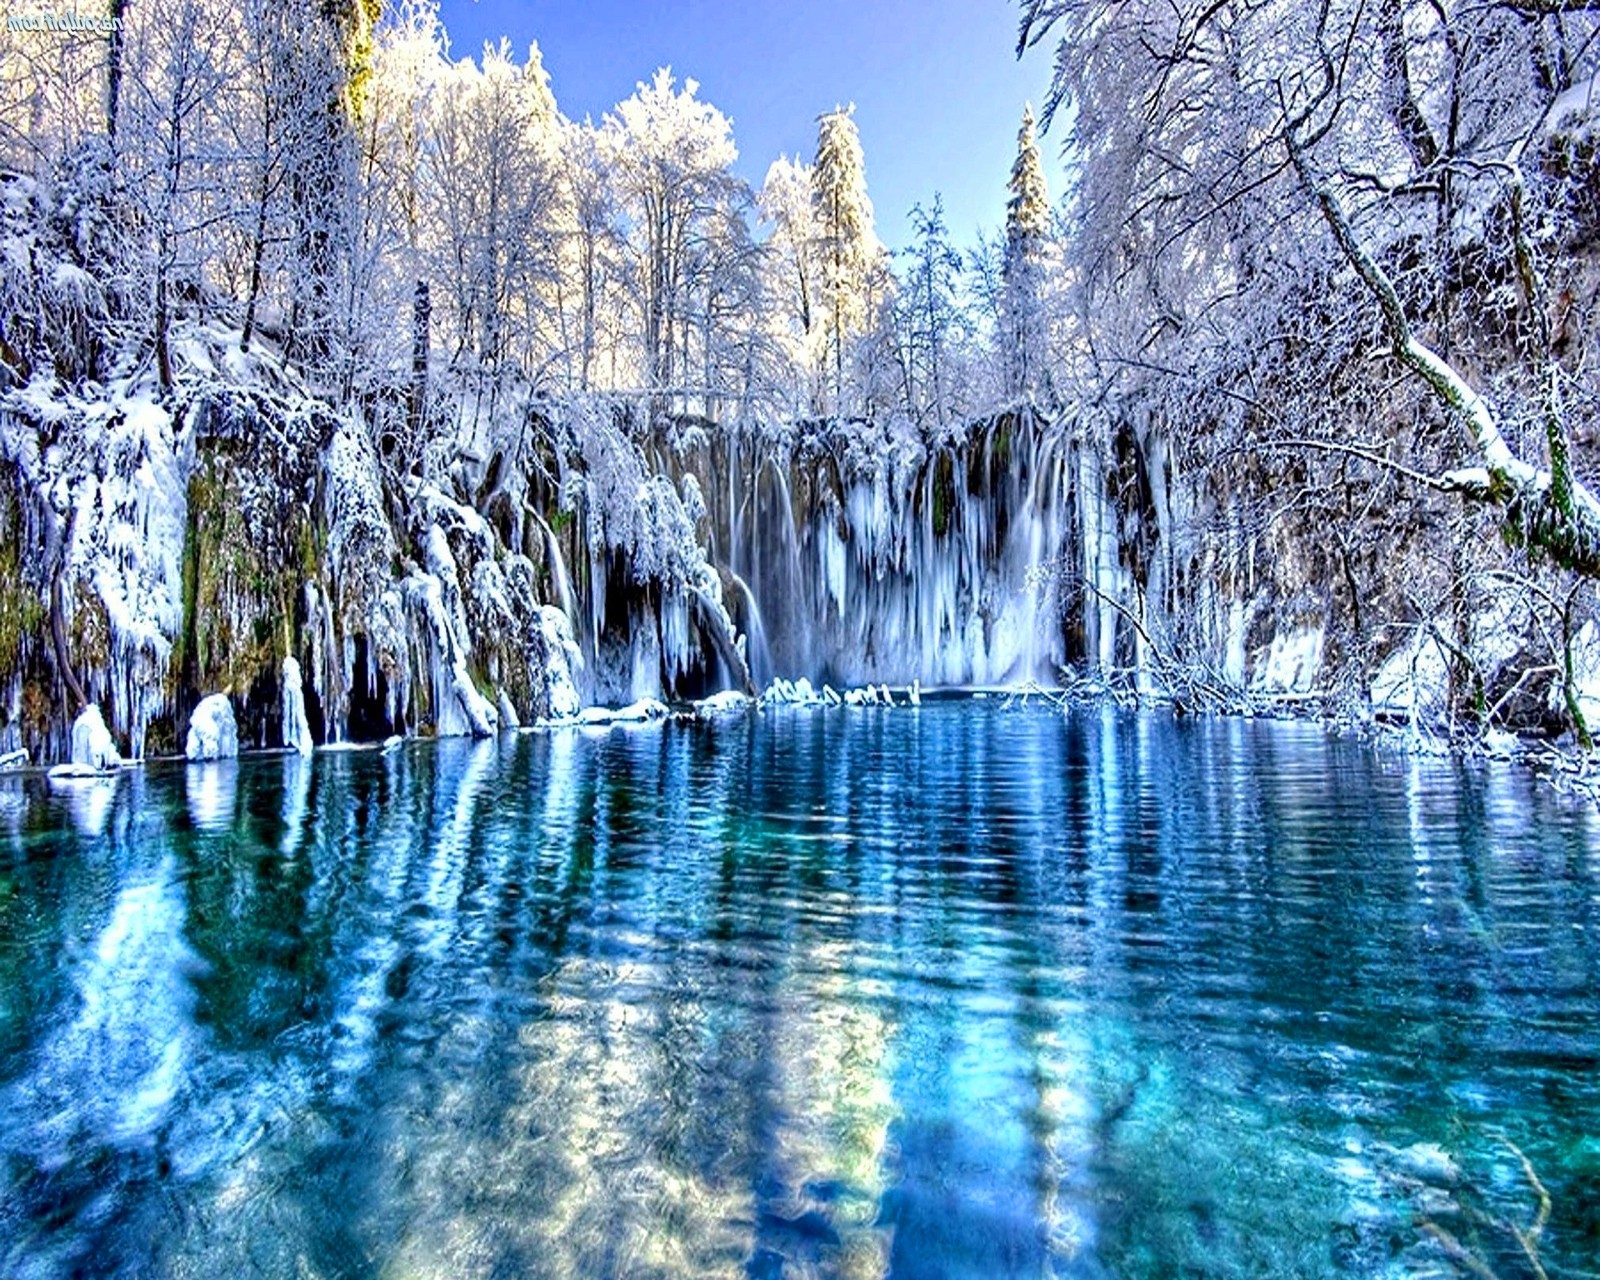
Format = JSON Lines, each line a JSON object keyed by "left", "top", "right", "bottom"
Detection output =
{"left": 1, "top": 0, "right": 1598, "bottom": 762}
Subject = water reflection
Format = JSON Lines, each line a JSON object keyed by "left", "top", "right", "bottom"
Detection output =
{"left": 0, "top": 706, "right": 1597, "bottom": 1278}
{"left": 50, "top": 773, "right": 119, "bottom": 837}
{"left": 184, "top": 760, "right": 237, "bottom": 833}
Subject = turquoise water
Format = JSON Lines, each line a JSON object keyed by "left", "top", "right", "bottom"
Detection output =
{"left": 1, "top": 703, "right": 1598, "bottom": 1278}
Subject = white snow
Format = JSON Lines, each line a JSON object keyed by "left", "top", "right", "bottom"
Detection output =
{"left": 409, "top": 524, "right": 499, "bottom": 739}
{"left": 1371, "top": 630, "right": 1451, "bottom": 724}
{"left": 69, "top": 704, "right": 121, "bottom": 771}
{"left": 576, "top": 698, "right": 670, "bottom": 726}
{"left": 1558, "top": 621, "right": 1600, "bottom": 727}
{"left": 693, "top": 689, "right": 753, "bottom": 717}
{"left": 185, "top": 694, "right": 239, "bottom": 761}
{"left": 1254, "top": 624, "right": 1324, "bottom": 695}
{"left": 760, "top": 677, "right": 824, "bottom": 706}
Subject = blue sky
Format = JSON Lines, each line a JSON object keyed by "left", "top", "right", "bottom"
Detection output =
{"left": 434, "top": 0, "right": 1068, "bottom": 250}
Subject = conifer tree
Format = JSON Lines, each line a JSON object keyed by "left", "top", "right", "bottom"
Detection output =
{"left": 1001, "top": 104, "right": 1049, "bottom": 402}
{"left": 811, "top": 106, "right": 879, "bottom": 413}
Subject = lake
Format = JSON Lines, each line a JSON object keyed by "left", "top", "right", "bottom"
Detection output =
{"left": 1, "top": 702, "right": 1598, "bottom": 1277}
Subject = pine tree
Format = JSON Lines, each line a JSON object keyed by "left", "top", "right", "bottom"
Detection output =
{"left": 811, "top": 106, "right": 879, "bottom": 413}
{"left": 1002, "top": 104, "right": 1050, "bottom": 402}
{"left": 1006, "top": 104, "right": 1049, "bottom": 245}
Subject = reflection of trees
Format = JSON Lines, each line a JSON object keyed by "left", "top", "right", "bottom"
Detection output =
{"left": 1, "top": 708, "right": 1598, "bottom": 1277}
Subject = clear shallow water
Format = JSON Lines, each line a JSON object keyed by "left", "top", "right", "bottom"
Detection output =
{"left": 1, "top": 704, "right": 1598, "bottom": 1279}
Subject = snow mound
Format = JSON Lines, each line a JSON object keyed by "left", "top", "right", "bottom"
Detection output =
{"left": 1371, "top": 630, "right": 1451, "bottom": 723}
{"left": 693, "top": 690, "right": 753, "bottom": 718}
{"left": 186, "top": 695, "right": 239, "bottom": 761}
{"left": 577, "top": 699, "right": 670, "bottom": 726}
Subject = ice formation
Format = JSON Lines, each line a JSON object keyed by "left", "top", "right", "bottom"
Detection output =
{"left": 69, "top": 704, "right": 121, "bottom": 771}
{"left": 281, "top": 657, "right": 315, "bottom": 756}
{"left": 185, "top": 695, "right": 239, "bottom": 761}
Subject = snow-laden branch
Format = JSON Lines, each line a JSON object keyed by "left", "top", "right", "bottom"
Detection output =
{"left": 1299, "top": 156, "right": 1600, "bottom": 578}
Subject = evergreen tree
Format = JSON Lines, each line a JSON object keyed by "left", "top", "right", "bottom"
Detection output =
{"left": 811, "top": 105, "right": 879, "bottom": 413}
{"left": 1001, "top": 103, "right": 1050, "bottom": 402}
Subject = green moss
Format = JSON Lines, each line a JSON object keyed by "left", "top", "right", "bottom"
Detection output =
{"left": 931, "top": 451, "right": 957, "bottom": 538}
{"left": 993, "top": 419, "right": 1013, "bottom": 471}
{"left": 0, "top": 481, "right": 43, "bottom": 675}
{"left": 181, "top": 454, "right": 312, "bottom": 698}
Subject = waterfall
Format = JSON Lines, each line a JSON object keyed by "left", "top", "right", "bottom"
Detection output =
{"left": 726, "top": 573, "right": 774, "bottom": 688}
{"left": 531, "top": 509, "right": 578, "bottom": 628}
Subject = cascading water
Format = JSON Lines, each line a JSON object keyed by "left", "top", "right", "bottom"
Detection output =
{"left": 657, "top": 409, "right": 1140, "bottom": 690}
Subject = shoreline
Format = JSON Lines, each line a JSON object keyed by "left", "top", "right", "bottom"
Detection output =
{"left": 9, "top": 683, "right": 1596, "bottom": 808}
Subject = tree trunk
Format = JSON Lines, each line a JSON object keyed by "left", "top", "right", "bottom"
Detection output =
{"left": 106, "top": 0, "right": 127, "bottom": 140}
{"left": 240, "top": 185, "right": 268, "bottom": 352}
{"left": 409, "top": 279, "right": 430, "bottom": 434}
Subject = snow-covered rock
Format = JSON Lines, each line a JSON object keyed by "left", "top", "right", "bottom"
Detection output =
{"left": 1483, "top": 729, "right": 1520, "bottom": 759}
{"left": 409, "top": 524, "right": 499, "bottom": 739}
{"left": 185, "top": 694, "right": 239, "bottom": 761}
{"left": 577, "top": 698, "right": 670, "bottom": 726}
{"left": 1253, "top": 624, "right": 1324, "bottom": 695}
{"left": 0, "top": 748, "right": 26, "bottom": 771}
{"left": 760, "top": 677, "right": 824, "bottom": 707}
{"left": 280, "top": 657, "right": 314, "bottom": 756}
{"left": 535, "top": 606, "right": 583, "bottom": 721}
{"left": 693, "top": 689, "right": 753, "bottom": 718}
{"left": 69, "top": 704, "right": 121, "bottom": 771}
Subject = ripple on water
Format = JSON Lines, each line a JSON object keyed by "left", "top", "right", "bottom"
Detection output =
{"left": 0, "top": 705, "right": 1598, "bottom": 1278}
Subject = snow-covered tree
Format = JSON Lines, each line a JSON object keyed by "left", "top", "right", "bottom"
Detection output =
{"left": 556, "top": 120, "right": 621, "bottom": 391}
{"left": 811, "top": 105, "right": 883, "bottom": 414}
{"left": 758, "top": 154, "right": 821, "bottom": 405}
{"left": 1020, "top": 0, "right": 1600, "bottom": 574}
{"left": 896, "top": 196, "right": 969, "bottom": 427}
{"left": 1001, "top": 103, "right": 1051, "bottom": 403}
{"left": 421, "top": 40, "right": 563, "bottom": 375}
{"left": 606, "top": 68, "right": 743, "bottom": 414}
